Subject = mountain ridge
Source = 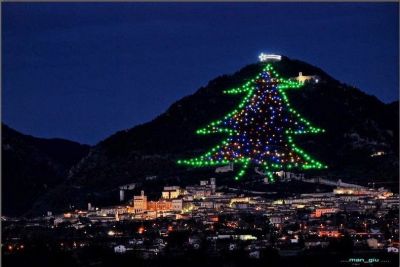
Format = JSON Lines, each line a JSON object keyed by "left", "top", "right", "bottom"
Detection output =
{"left": 3, "top": 56, "right": 398, "bottom": 216}
{"left": 2, "top": 124, "right": 91, "bottom": 216}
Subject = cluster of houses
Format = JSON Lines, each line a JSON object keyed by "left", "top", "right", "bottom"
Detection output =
{"left": 44, "top": 175, "right": 399, "bottom": 258}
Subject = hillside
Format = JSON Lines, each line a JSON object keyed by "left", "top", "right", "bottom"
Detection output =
{"left": 2, "top": 124, "right": 90, "bottom": 216}
{"left": 28, "top": 56, "right": 399, "bottom": 215}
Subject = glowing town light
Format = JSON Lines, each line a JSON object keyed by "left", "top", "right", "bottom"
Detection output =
{"left": 258, "top": 53, "right": 282, "bottom": 62}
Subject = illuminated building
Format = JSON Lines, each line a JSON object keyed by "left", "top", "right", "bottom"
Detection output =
{"left": 313, "top": 208, "right": 338, "bottom": 218}
{"left": 133, "top": 190, "right": 147, "bottom": 213}
{"left": 186, "top": 179, "right": 217, "bottom": 198}
{"left": 318, "top": 229, "right": 341, "bottom": 238}
{"left": 292, "top": 72, "right": 320, "bottom": 84}
{"left": 370, "top": 151, "right": 385, "bottom": 157}
{"left": 162, "top": 186, "right": 181, "bottom": 199}
{"left": 114, "top": 245, "right": 127, "bottom": 254}
{"left": 147, "top": 200, "right": 172, "bottom": 211}
{"left": 230, "top": 197, "right": 250, "bottom": 204}
{"left": 334, "top": 187, "right": 393, "bottom": 198}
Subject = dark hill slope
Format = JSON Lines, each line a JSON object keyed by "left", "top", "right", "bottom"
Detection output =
{"left": 2, "top": 124, "right": 90, "bottom": 216}
{"left": 31, "top": 57, "right": 399, "bottom": 215}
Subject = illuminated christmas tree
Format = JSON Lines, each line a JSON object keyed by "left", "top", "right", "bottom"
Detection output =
{"left": 178, "top": 62, "right": 327, "bottom": 181}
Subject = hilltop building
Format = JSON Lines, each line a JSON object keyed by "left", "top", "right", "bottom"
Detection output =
{"left": 292, "top": 72, "right": 320, "bottom": 84}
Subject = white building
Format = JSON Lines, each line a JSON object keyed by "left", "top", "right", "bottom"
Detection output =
{"left": 162, "top": 186, "right": 181, "bottom": 199}
{"left": 114, "top": 245, "right": 127, "bottom": 254}
{"left": 292, "top": 72, "right": 320, "bottom": 84}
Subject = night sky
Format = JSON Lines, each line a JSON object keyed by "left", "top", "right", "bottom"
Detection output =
{"left": 3, "top": 3, "right": 399, "bottom": 145}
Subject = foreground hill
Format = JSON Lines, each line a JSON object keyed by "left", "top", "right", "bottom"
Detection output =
{"left": 30, "top": 56, "right": 398, "bottom": 215}
{"left": 2, "top": 124, "right": 90, "bottom": 216}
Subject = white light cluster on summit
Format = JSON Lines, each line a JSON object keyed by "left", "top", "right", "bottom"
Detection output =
{"left": 258, "top": 53, "right": 282, "bottom": 62}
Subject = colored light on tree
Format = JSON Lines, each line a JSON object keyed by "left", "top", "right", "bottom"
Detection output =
{"left": 177, "top": 63, "right": 327, "bottom": 181}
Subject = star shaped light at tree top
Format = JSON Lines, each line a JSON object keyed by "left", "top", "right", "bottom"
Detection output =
{"left": 177, "top": 62, "right": 327, "bottom": 181}
{"left": 258, "top": 53, "right": 282, "bottom": 62}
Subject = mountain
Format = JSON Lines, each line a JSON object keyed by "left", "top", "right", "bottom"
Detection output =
{"left": 28, "top": 56, "right": 399, "bottom": 215}
{"left": 2, "top": 124, "right": 90, "bottom": 216}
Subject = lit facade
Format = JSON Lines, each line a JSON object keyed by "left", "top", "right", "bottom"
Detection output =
{"left": 314, "top": 208, "right": 338, "bottom": 218}
{"left": 162, "top": 186, "right": 181, "bottom": 199}
{"left": 147, "top": 200, "right": 172, "bottom": 211}
{"left": 293, "top": 72, "right": 320, "bottom": 83}
{"left": 133, "top": 191, "right": 147, "bottom": 213}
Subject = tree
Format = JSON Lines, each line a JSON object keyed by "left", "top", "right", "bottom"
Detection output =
{"left": 178, "top": 63, "right": 327, "bottom": 181}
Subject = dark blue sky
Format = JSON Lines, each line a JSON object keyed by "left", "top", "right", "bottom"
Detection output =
{"left": 3, "top": 3, "right": 399, "bottom": 145}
